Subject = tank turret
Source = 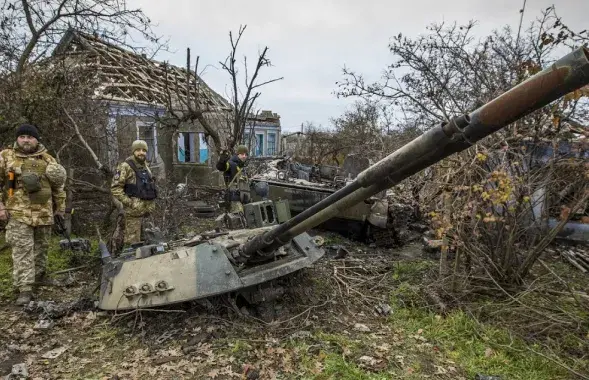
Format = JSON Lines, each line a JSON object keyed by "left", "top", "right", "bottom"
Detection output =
{"left": 99, "top": 47, "right": 589, "bottom": 311}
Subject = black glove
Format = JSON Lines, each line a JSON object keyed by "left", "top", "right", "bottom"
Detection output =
{"left": 216, "top": 150, "right": 230, "bottom": 171}
{"left": 220, "top": 150, "right": 230, "bottom": 161}
{"left": 54, "top": 214, "right": 66, "bottom": 234}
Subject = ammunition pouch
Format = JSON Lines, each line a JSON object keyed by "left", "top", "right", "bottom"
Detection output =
{"left": 21, "top": 172, "right": 52, "bottom": 205}
{"left": 21, "top": 173, "right": 42, "bottom": 193}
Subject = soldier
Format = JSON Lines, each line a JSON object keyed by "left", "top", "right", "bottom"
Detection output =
{"left": 216, "top": 145, "right": 250, "bottom": 213}
{"left": 111, "top": 140, "right": 157, "bottom": 246}
{"left": 0, "top": 124, "right": 67, "bottom": 305}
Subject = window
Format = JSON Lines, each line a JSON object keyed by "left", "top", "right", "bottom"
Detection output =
{"left": 177, "top": 132, "right": 208, "bottom": 163}
{"left": 136, "top": 121, "right": 157, "bottom": 162}
{"left": 198, "top": 133, "right": 208, "bottom": 163}
{"left": 255, "top": 133, "right": 264, "bottom": 157}
{"left": 177, "top": 132, "right": 195, "bottom": 163}
{"left": 267, "top": 132, "right": 276, "bottom": 155}
{"left": 243, "top": 132, "right": 250, "bottom": 148}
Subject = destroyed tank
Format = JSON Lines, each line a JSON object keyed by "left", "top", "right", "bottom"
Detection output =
{"left": 98, "top": 46, "right": 589, "bottom": 311}
{"left": 249, "top": 154, "right": 399, "bottom": 245}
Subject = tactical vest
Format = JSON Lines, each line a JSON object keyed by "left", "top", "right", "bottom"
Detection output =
{"left": 17, "top": 155, "right": 52, "bottom": 205}
{"left": 123, "top": 159, "right": 157, "bottom": 200}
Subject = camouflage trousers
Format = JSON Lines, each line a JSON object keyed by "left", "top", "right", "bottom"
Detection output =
{"left": 124, "top": 216, "right": 143, "bottom": 245}
{"left": 5, "top": 219, "right": 51, "bottom": 292}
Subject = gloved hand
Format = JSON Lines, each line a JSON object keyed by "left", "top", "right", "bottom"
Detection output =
{"left": 220, "top": 149, "right": 230, "bottom": 161}
{"left": 216, "top": 149, "right": 231, "bottom": 172}
{"left": 53, "top": 214, "right": 66, "bottom": 235}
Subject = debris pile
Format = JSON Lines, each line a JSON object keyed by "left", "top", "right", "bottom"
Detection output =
{"left": 23, "top": 299, "right": 96, "bottom": 322}
{"left": 382, "top": 183, "right": 427, "bottom": 246}
{"left": 547, "top": 245, "right": 589, "bottom": 273}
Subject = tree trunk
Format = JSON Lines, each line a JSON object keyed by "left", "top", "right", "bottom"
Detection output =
{"left": 65, "top": 167, "right": 74, "bottom": 235}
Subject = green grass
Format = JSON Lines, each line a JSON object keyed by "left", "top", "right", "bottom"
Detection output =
{"left": 388, "top": 259, "right": 587, "bottom": 380}
{"left": 0, "top": 236, "right": 12, "bottom": 298}
{"left": 0, "top": 232, "right": 98, "bottom": 299}
{"left": 314, "top": 354, "right": 394, "bottom": 380}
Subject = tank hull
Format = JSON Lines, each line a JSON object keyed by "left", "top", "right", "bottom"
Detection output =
{"left": 251, "top": 179, "right": 370, "bottom": 221}
{"left": 250, "top": 178, "right": 380, "bottom": 241}
{"left": 99, "top": 228, "right": 324, "bottom": 311}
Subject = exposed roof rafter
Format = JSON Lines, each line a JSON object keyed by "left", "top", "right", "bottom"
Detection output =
{"left": 52, "top": 29, "right": 232, "bottom": 112}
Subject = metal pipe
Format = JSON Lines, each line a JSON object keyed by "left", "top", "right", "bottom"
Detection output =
{"left": 241, "top": 46, "right": 589, "bottom": 258}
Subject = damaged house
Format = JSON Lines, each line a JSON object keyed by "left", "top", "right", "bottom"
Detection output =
{"left": 243, "top": 110, "right": 282, "bottom": 157}
{"left": 51, "top": 29, "right": 258, "bottom": 186}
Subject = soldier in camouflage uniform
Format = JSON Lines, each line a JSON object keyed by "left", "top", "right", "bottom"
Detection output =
{"left": 0, "top": 124, "right": 67, "bottom": 305}
{"left": 216, "top": 145, "right": 251, "bottom": 214}
{"left": 111, "top": 140, "right": 157, "bottom": 246}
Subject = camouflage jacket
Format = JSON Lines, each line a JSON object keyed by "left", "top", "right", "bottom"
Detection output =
{"left": 111, "top": 156, "right": 155, "bottom": 217}
{"left": 0, "top": 143, "right": 66, "bottom": 226}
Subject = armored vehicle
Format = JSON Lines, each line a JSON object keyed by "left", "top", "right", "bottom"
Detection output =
{"left": 249, "top": 154, "right": 399, "bottom": 245}
{"left": 98, "top": 47, "right": 589, "bottom": 311}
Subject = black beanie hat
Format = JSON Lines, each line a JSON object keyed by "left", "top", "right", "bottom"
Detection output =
{"left": 16, "top": 124, "right": 40, "bottom": 140}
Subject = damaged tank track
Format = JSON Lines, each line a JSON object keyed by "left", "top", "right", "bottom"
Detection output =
{"left": 98, "top": 47, "right": 589, "bottom": 311}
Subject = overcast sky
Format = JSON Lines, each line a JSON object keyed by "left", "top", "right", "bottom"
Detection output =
{"left": 130, "top": 0, "right": 588, "bottom": 132}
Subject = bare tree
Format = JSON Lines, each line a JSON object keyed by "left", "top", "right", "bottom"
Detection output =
{"left": 159, "top": 24, "right": 283, "bottom": 156}
{"left": 330, "top": 100, "right": 388, "bottom": 162}
{"left": 219, "top": 25, "right": 284, "bottom": 151}
{"left": 336, "top": 5, "right": 589, "bottom": 286}
{"left": 0, "top": 0, "right": 162, "bottom": 76}
{"left": 336, "top": 6, "right": 587, "bottom": 137}
{"left": 158, "top": 49, "right": 228, "bottom": 153}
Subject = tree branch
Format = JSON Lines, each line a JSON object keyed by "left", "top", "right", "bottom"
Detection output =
{"left": 63, "top": 106, "right": 108, "bottom": 174}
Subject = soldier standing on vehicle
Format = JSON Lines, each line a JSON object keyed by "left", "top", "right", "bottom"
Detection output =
{"left": 0, "top": 124, "right": 67, "bottom": 305}
{"left": 216, "top": 145, "right": 250, "bottom": 213}
{"left": 111, "top": 140, "right": 157, "bottom": 246}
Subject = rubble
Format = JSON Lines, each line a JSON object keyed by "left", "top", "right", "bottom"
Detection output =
{"left": 23, "top": 298, "right": 95, "bottom": 320}
{"left": 559, "top": 246, "right": 589, "bottom": 273}
{"left": 41, "top": 346, "right": 68, "bottom": 359}
{"left": 353, "top": 323, "right": 371, "bottom": 332}
{"left": 374, "top": 304, "right": 392, "bottom": 316}
{"left": 8, "top": 363, "right": 27, "bottom": 379}
{"left": 422, "top": 236, "right": 445, "bottom": 253}
{"left": 33, "top": 320, "right": 55, "bottom": 330}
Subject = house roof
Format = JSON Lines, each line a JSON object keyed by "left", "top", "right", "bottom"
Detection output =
{"left": 52, "top": 29, "right": 231, "bottom": 111}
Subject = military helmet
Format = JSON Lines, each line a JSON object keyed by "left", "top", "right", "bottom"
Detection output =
{"left": 45, "top": 162, "right": 67, "bottom": 187}
{"left": 236, "top": 145, "right": 248, "bottom": 155}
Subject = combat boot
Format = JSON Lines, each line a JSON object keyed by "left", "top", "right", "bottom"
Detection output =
{"left": 15, "top": 290, "right": 33, "bottom": 306}
{"left": 34, "top": 272, "right": 53, "bottom": 286}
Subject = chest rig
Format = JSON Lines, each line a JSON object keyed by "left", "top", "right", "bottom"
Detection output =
{"left": 123, "top": 159, "right": 157, "bottom": 201}
{"left": 10, "top": 152, "right": 52, "bottom": 205}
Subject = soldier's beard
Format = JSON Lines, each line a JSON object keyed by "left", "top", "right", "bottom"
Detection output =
{"left": 18, "top": 142, "right": 38, "bottom": 153}
{"left": 134, "top": 154, "right": 146, "bottom": 163}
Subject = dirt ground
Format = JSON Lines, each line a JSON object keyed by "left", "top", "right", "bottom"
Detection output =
{"left": 1, "top": 228, "right": 588, "bottom": 380}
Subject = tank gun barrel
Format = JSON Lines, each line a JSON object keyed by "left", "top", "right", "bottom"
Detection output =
{"left": 240, "top": 47, "right": 589, "bottom": 260}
